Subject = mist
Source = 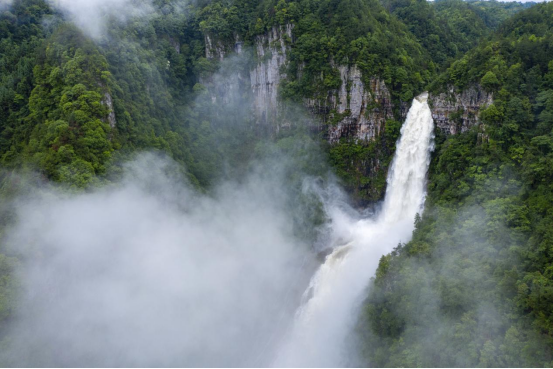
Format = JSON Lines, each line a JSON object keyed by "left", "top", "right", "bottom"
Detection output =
{"left": 355, "top": 170, "right": 553, "bottom": 367}
{"left": 48, "top": 0, "right": 157, "bottom": 40}
{"left": 0, "top": 77, "right": 438, "bottom": 368}
{"left": 271, "top": 93, "right": 435, "bottom": 367}
{"left": 0, "top": 153, "right": 327, "bottom": 367}
{"left": 0, "top": 25, "right": 359, "bottom": 364}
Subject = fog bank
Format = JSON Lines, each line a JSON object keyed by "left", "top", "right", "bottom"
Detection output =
{"left": 0, "top": 154, "right": 321, "bottom": 367}
{"left": 49, "top": 0, "right": 156, "bottom": 39}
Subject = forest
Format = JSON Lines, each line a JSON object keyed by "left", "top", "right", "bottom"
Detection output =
{"left": 0, "top": 0, "right": 552, "bottom": 367}
{"left": 360, "top": 3, "right": 553, "bottom": 366}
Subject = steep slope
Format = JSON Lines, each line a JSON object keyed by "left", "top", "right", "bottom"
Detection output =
{"left": 358, "top": 2, "right": 553, "bottom": 366}
{"left": 383, "top": 0, "right": 531, "bottom": 69}
{"left": 0, "top": 0, "right": 263, "bottom": 190}
{"left": 198, "top": 0, "right": 436, "bottom": 202}
{"left": 2, "top": 0, "right": 510, "bottom": 204}
{"left": 0, "top": 0, "right": 52, "bottom": 167}
{"left": 463, "top": 0, "right": 536, "bottom": 29}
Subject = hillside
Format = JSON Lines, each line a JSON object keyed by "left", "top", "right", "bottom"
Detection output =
{"left": 1, "top": 0, "right": 553, "bottom": 366}
{"left": 358, "top": 2, "right": 553, "bottom": 366}
{"left": 0, "top": 0, "right": 529, "bottom": 200}
{"left": 382, "top": 0, "right": 531, "bottom": 68}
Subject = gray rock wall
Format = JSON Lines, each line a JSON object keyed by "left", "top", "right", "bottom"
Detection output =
{"left": 203, "top": 26, "right": 493, "bottom": 142}
{"left": 305, "top": 65, "right": 394, "bottom": 143}
{"left": 101, "top": 92, "right": 117, "bottom": 129}
{"left": 250, "top": 24, "right": 293, "bottom": 128}
{"left": 429, "top": 85, "right": 493, "bottom": 135}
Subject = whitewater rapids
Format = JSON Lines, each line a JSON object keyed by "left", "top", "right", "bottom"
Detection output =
{"left": 272, "top": 92, "right": 435, "bottom": 367}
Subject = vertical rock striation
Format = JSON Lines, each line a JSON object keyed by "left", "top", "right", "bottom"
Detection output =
{"left": 205, "top": 34, "right": 227, "bottom": 61}
{"left": 101, "top": 92, "right": 117, "bottom": 128}
{"left": 203, "top": 27, "right": 493, "bottom": 142}
{"left": 249, "top": 24, "right": 293, "bottom": 128}
{"left": 305, "top": 65, "right": 394, "bottom": 143}
{"left": 429, "top": 85, "right": 493, "bottom": 134}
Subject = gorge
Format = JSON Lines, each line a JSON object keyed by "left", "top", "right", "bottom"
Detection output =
{"left": 1, "top": 0, "right": 553, "bottom": 367}
{"left": 273, "top": 92, "right": 434, "bottom": 367}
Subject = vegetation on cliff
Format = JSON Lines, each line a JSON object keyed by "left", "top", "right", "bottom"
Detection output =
{"left": 359, "top": 3, "right": 553, "bottom": 366}
{"left": 1, "top": 0, "right": 553, "bottom": 366}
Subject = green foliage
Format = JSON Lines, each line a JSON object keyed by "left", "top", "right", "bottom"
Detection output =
{"left": 439, "top": 2, "right": 553, "bottom": 92}
{"left": 0, "top": 0, "right": 264, "bottom": 190}
{"left": 280, "top": 0, "right": 433, "bottom": 103}
{"left": 358, "top": 3, "right": 553, "bottom": 366}
{"left": 464, "top": 0, "right": 535, "bottom": 29}
{"left": 2, "top": 0, "right": 553, "bottom": 365}
{"left": 21, "top": 30, "right": 116, "bottom": 186}
{"left": 198, "top": 0, "right": 434, "bottom": 104}
{"left": 386, "top": 0, "right": 530, "bottom": 70}
{"left": 328, "top": 119, "right": 401, "bottom": 203}
{"left": 0, "top": 0, "right": 52, "bottom": 165}
{"left": 329, "top": 140, "right": 381, "bottom": 202}
{"left": 481, "top": 70, "right": 500, "bottom": 91}
{"left": 385, "top": 0, "right": 480, "bottom": 68}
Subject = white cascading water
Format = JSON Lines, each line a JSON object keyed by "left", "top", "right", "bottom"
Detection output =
{"left": 272, "top": 92, "right": 435, "bottom": 367}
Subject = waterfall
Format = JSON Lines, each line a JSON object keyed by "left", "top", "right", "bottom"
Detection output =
{"left": 272, "top": 92, "right": 435, "bottom": 367}
{"left": 382, "top": 92, "right": 435, "bottom": 223}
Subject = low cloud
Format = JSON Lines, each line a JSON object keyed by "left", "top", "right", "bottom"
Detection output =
{"left": 0, "top": 0, "right": 13, "bottom": 9}
{"left": 50, "top": 0, "right": 156, "bottom": 39}
{"left": 0, "top": 153, "right": 320, "bottom": 367}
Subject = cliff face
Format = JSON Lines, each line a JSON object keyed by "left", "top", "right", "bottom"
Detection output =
{"left": 205, "top": 25, "right": 396, "bottom": 142}
{"left": 305, "top": 65, "right": 395, "bottom": 143}
{"left": 250, "top": 24, "right": 293, "bottom": 128}
{"left": 101, "top": 92, "right": 117, "bottom": 128}
{"left": 201, "top": 27, "right": 494, "bottom": 204}
{"left": 203, "top": 27, "right": 492, "bottom": 143}
{"left": 429, "top": 85, "right": 493, "bottom": 134}
{"left": 205, "top": 34, "right": 227, "bottom": 60}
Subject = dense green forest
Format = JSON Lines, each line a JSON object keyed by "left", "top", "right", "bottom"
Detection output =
{"left": 1, "top": 0, "right": 553, "bottom": 366}
{"left": 383, "top": 0, "right": 530, "bottom": 68}
{"left": 359, "top": 2, "right": 553, "bottom": 366}
{"left": 0, "top": 0, "right": 529, "bottom": 194}
{"left": 0, "top": 0, "right": 258, "bottom": 190}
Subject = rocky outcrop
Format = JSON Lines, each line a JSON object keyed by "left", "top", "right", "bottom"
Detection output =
{"left": 101, "top": 92, "right": 117, "bottom": 128}
{"left": 305, "top": 65, "right": 394, "bottom": 143}
{"left": 250, "top": 24, "right": 293, "bottom": 128}
{"left": 205, "top": 35, "right": 226, "bottom": 60}
{"left": 203, "top": 26, "right": 493, "bottom": 143}
{"left": 205, "top": 34, "right": 244, "bottom": 60}
{"left": 202, "top": 34, "right": 247, "bottom": 109}
{"left": 249, "top": 28, "right": 394, "bottom": 141}
{"left": 429, "top": 85, "right": 493, "bottom": 135}
{"left": 203, "top": 25, "right": 395, "bottom": 142}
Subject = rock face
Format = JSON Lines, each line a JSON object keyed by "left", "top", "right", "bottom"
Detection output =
{"left": 305, "top": 65, "right": 395, "bottom": 143}
{"left": 204, "top": 25, "right": 395, "bottom": 141}
{"left": 429, "top": 85, "right": 493, "bottom": 135}
{"left": 202, "top": 34, "right": 248, "bottom": 111}
{"left": 205, "top": 34, "right": 244, "bottom": 60}
{"left": 203, "top": 26, "right": 492, "bottom": 142}
{"left": 101, "top": 92, "right": 117, "bottom": 128}
{"left": 205, "top": 35, "right": 227, "bottom": 60}
{"left": 249, "top": 29, "right": 395, "bottom": 141}
{"left": 249, "top": 24, "right": 293, "bottom": 128}
{"left": 169, "top": 37, "right": 180, "bottom": 54}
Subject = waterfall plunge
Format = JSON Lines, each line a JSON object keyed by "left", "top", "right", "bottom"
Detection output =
{"left": 272, "top": 92, "right": 435, "bottom": 367}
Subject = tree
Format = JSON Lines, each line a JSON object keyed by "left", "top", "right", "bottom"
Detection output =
{"left": 481, "top": 71, "right": 500, "bottom": 91}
